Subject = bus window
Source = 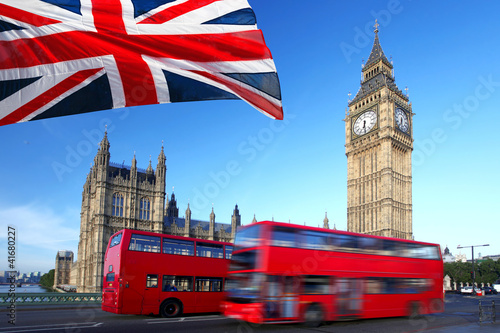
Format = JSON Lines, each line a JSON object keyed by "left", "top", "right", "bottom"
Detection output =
{"left": 272, "top": 227, "right": 298, "bottom": 247}
{"left": 328, "top": 233, "right": 341, "bottom": 249}
{"left": 382, "top": 240, "right": 398, "bottom": 256}
{"left": 146, "top": 274, "right": 158, "bottom": 288}
{"left": 229, "top": 250, "right": 258, "bottom": 271}
{"left": 420, "top": 245, "right": 440, "bottom": 260}
{"left": 358, "top": 236, "right": 381, "bottom": 254}
{"left": 339, "top": 234, "right": 359, "bottom": 252}
{"left": 163, "top": 238, "right": 194, "bottom": 256}
{"left": 301, "top": 231, "right": 329, "bottom": 250}
{"left": 225, "top": 245, "right": 233, "bottom": 259}
{"left": 109, "top": 233, "right": 122, "bottom": 248}
{"left": 303, "top": 276, "right": 330, "bottom": 294}
{"left": 129, "top": 234, "right": 161, "bottom": 253}
{"left": 196, "top": 277, "right": 223, "bottom": 292}
{"left": 197, "top": 243, "right": 224, "bottom": 258}
{"left": 366, "top": 278, "right": 430, "bottom": 294}
{"left": 163, "top": 275, "right": 193, "bottom": 292}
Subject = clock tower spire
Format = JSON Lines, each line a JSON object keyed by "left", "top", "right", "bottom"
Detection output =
{"left": 345, "top": 22, "right": 413, "bottom": 240}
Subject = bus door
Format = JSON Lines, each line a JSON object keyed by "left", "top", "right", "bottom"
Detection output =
{"left": 264, "top": 275, "right": 299, "bottom": 320}
{"left": 335, "top": 278, "right": 363, "bottom": 317}
{"left": 142, "top": 274, "right": 160, "bottom": 313}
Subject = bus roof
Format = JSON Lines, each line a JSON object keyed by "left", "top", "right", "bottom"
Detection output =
{"left": 238, "top": 220, "right": 440, "bottom": 247}
{"left": 109, "top": 228, "right": 233, "bottom": 246}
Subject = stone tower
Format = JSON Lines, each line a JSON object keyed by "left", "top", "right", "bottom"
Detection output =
{"left": 345, "top": 22, "right": 413, "bottom": 240}
{"left": 77, "top": 131, "right": 166, "bottom": 292}
{"left": 231, "top": 204, "right": 241, "bottom": 240}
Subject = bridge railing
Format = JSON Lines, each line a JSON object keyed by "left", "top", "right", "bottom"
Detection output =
{"left": 0, "top": 293, "right": 101, "bottom": 304}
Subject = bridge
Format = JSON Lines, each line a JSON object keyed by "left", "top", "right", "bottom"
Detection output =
{"left": 0, "top": 292, "right": 101, "bottom": 305}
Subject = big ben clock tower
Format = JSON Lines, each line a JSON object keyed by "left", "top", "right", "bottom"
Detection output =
{"left": 345, "top": 22, "right": 413, "bottom": 240}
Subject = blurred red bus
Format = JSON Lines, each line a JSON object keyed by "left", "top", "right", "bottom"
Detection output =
{"left": 102, "top": 229, "right": 232, "bottom": 317}
{"left": 223, "top": 221, "right": 443, "bottom": 326}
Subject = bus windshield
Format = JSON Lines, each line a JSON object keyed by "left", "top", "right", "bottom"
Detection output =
{"left": 229, "top": 250, "right": 259, "bottom": 272}
{"left": 225, "top": 272, "right": 264, "bottom": 304}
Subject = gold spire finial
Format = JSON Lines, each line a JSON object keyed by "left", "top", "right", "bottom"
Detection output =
{"left": 374, "top": 19, "right": 379, "bottom": 33}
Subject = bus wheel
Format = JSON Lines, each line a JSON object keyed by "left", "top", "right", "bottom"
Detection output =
{"left": 160, "top": 299, "right": 182, "bottom": 318}
{"left": 304, "top": 303, "right": 323, "bottom": 327}
{"left": 408, "top": 301, "right": 422, "bottom": 319}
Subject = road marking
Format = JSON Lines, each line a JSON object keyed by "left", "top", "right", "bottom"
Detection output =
{"left": 145, "top": 315, "right": 230, "bottom": 324}
{"left": 145, "top": 314, "right": 222, "bottom": 322}
{"left": 0, "top": 322, "right": 102, "bottom": 333}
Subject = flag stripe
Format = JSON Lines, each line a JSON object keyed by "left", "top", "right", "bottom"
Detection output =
{"left": 138, "top": 0, "right": 220, "bottom": 24}
{"left": 0, "top": 3, "right": 62, "bottom": 27}
{"left": 203, "top": 8, "right": 256, "bottom": 25}
{"left": 0, "top": 68, "right": 102, "bottom": 125}
{"left": 92, "top": 0, "right": 127, "bottom": 34}
{"left": 0, "top": 30, "right": 272, "bottom": 69}
{"left": 192, "top": 70, "right": 283, "bottom": 120}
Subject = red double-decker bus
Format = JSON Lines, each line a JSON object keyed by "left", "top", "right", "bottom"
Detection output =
{"left": 223, "top": 221, "right": 443, "bottom": 326}
{"left": 102, "top": 229, "right": 232, "bottom": 317}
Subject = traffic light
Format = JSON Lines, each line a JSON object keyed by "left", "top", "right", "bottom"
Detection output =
{"left": 470, "top": 271, "right": 475, "bottom": 279}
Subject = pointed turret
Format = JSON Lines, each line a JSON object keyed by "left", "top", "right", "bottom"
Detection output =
{"left": 146, "top": 156, "right": 153, "bottom": 175}
{"left": 364, "top": 21, "right": 392, "bottom": 70}
{"left": 251, "top": 214, "right": 257, "bottom": 223}
{"left": 166, "top": 189, "right": 178, "bottom": 218}
{"left": 210, "top": 206, "right": 216, "bottom": 223}
{"left": 130, "top": 152, "right": 137, "bottom": 183}
{"left": 186, "top": 202, "right": 191, "bottom": 219}
{"left": 184, "top": 202, "right": 192, "bottom": 237}
{"left": 95, "top": 132, "right": 110, "bottom": 182}
{"left": 209, "top": 206, "right": 215, "bottom": 240}
{"left": 231, "top": 204, "right": 241, "bottom": 241}
{"left": 131, "top": 153, "right": 137, "bottom": 170}
{"left": 155, "top": 143, "right": 166, "bottom": 191}
{"left": 349, "top": 20, "right": 407, "bottom": 106}
{"left": 323, "top": 212, "right": 330, "bottom": 229}
{"left": 99, "top": 128, "right": 110, "bottom": 152}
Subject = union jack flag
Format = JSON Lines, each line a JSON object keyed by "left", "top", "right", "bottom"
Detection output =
{"left": 0, "top": 0, "right": 283, "bottom": 127}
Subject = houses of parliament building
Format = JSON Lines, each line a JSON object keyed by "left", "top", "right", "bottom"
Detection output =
{"left": 76, "top": 132, "right": 242, "bottom": 292}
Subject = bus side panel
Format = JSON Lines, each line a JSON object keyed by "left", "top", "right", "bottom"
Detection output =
{"left": 195, "top": 292, "right": 225, "bottom": 313}
{"left": 120, "top": 260, "right": 146, "bottom": 314}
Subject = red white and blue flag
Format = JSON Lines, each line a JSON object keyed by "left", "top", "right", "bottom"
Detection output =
{"left": 0, "top": 0, "right": 283, "bottom": 126}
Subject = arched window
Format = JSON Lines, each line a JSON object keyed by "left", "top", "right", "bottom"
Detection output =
{"left": 140, "top": 197, "right": 150, "bottom": 220}
{"left": 112, "top": 193, "right": 124, "bottom": 217}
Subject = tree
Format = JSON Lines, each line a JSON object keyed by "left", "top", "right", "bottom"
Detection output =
{"left": 444, "top": 260, "right": 500, "bottom": 286}
{"left": 477, "top": 259, "right": 498, "bottom": 284}
{"left": 39, "top": 269, "right": 55, "bottom": 289}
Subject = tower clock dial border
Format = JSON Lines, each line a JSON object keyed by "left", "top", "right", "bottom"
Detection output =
{"left": 351, "top": 106, "right": 379, "bottom": 139}
{"left": 394, "top": 105, "right": 411, "bottom": 136}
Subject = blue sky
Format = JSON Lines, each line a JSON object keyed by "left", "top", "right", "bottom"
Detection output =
{"left": 1, "top": 0, "right": 499, "bottom": 274}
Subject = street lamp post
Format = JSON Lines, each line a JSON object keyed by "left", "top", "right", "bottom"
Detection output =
{"left": 457, "top": 244, "right": 489, "bottom": 292}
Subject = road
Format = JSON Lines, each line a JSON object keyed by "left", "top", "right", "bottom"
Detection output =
{"left": 0, "top": 294, "right": 498, "bottom": 333}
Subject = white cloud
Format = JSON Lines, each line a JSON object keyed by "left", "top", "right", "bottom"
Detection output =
{"left": 0, "top": 202, "right": 80, "bottom": 273}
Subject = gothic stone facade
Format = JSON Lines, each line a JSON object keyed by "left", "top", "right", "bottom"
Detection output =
{"left": 77, "top": 133, "right": 240, "bottom": 292}
{"left": 345, "top": 24, "right": 413, "bottom": 240}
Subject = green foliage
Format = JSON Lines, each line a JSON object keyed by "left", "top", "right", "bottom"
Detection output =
{"left": 444, "top": 259, "right": 500, "bottom": 284}
{"left": 39, "top": 269, "right": 55, "bottom": 289}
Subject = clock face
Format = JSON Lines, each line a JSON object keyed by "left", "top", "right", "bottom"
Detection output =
{"left": 353, "top": 110, "right": 377, "bottom": 136}
{"left": 395, "top": 108, "right": 409, "bottom": 133}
